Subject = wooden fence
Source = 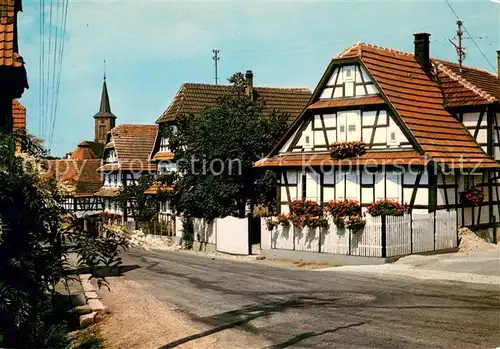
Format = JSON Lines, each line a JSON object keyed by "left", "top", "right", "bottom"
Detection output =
{"left": 262, "top": 209, "right": 457, "bottom": 258}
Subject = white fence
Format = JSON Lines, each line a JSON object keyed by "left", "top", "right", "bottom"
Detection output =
{"left": 175, "top": 216, "right": 250, "bottom": 255}
{"left": 262, "top": 209, "right": 458, "bottom": 258}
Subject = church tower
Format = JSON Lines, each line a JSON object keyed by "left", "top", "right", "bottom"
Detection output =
{"left": 93, "top": 74, "right": 116, "bottom": 143}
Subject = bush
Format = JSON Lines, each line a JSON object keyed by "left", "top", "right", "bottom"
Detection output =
{"left": 181, "top": 216, "right": 194, "bottom": 249}
{"left": 366, "top": 199, "right": 408, "bottom": 216}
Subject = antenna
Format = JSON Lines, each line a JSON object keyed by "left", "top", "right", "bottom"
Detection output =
{"left": 449, "top": 20, "right": 466, "bottom": 72}
{"left": 212, "top": 49, "right": 220, "bottom": 85}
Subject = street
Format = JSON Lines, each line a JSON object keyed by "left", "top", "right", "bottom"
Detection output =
{"left": 97, "top": 248, "right": 500, "bottom": 349}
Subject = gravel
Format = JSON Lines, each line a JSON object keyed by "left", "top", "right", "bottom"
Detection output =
{"left": 458, "top": 227, "right": 500, "bottom": 253}
{"left": 96, "top": 277, "right": 218, "bottom": 349}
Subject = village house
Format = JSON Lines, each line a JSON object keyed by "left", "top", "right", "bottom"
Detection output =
{"left": 254, "top": 33, "right": 500, "bottom": 262}
{"left": 0, "top": 0, "right": 28, "bottom": 133}
{"left": 96, "top": 123, "right": 157, "bottom": 222}
{"left": 148, "top": 70, "right": 312, "bottom": 221}
{"left": 256, "top": 34, "right": 500, "bottom": 226}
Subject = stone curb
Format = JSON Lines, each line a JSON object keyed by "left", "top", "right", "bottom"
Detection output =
{"left": 77, "top": 274, "right": 107, "bottom": 328}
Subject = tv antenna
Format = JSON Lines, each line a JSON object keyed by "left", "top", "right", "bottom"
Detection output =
{"left": 212, "top": 49, "right": 220, "bottom": 85}
{"left": 449, "top": 20, "right": 466, "bottom": 72}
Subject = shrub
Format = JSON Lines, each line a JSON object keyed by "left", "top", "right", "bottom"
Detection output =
{"left": 265, "top": 213, "right": 289, "bottom": 231}
{"left": 460, "top": 187, "right": 484, "bottom": 206}
{"left": 329, "top": 141, "right": 366, "bottom": 159}
{"left": 181, "top": 216, "right": 194, "bottom": 249}
{"left": 366, "top": 199, "right": 408, "bottom": 216}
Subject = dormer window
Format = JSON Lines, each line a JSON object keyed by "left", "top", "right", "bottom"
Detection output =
{"left": 106, "top": 149, "right": 117, "bottom": 163}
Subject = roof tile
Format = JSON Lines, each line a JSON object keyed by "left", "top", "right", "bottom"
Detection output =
{"left": 156, "top": 83, "right": 311, "bottom": 124}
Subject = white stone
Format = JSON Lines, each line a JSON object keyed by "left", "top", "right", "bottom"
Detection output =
{"left": 79, "top": 312, "right": 97, "bottom": 328}
{"left": 88, "top": 299, "right": 106, "bottom": 312}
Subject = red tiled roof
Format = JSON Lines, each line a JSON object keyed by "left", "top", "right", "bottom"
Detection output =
{"left": 12, "top": 99, "right": 24, "bottom": 131}
{"left": 97, "top": 163, "right": 157, "bottom": 172}
{"left": 433, "top": 59, "right": 499, "bottom": 107}
{"left": 0, "top": 0, "right": 23, "bottom": 68}
{"left": 46, "top": 159, "right": 102, "bottom": 197}
{"left": 102, "top": 124, "right": 157, "bottom": 171}
{"left": 307, "top": 96, "right": 385, "bottom": 110}
{"left": 71, "top": 141, "right": 98, "bottom": 160}
{"left": 156, "top": 83, "right": 311, "bottom": 123}
{"left": 261, "top": 42, "right": 500, "bottom": 170}
{"left": 337, "top": 43, "right": 497, "bottom": 167}
{"left": 255, "top": 151, "right": 426, "bottom": 167}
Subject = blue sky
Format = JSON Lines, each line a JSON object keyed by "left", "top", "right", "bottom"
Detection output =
{"left": 17, "top": 0, "right": 500, "bottom": 156}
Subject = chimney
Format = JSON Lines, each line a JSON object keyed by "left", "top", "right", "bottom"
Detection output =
{"left": 414, "top": 33, "right": 431, "bottom": 72}
{"left": 245, "top": 70, "right": 254, "bottom": 100}
{"left": 497, "top": 50, "right": 500, "bottom": 78}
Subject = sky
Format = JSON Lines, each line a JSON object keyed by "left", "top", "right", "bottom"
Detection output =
{"left": 17, "top": 0, "right": 500, "bottom": 157}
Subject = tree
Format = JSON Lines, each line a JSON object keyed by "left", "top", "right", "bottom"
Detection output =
{"left": 114, "top": 174, "right": 157, "bottom": 222}
{"left": 0, "top": 132, "right": 128, "bottom": 347}
{"left": 166, "top": 72, "right": 288, "bottom": 220}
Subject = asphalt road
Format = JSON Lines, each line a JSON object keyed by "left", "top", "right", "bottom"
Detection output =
{"left": 118, "top": 248, "right": 500, "bottom": 349}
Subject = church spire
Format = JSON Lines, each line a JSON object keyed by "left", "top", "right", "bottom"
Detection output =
{"left": 94, "top": 63, "right": 116, "bottom": 143}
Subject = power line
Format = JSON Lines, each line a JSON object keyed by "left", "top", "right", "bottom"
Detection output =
{"left": 48, "top": 0, "right": 69, "bottom": 150}
{"left": 444, "top": 0, "right": 496, "bottom": 72}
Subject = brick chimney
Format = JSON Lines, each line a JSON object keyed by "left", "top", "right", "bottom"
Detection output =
{"left": 497, "top": 50, "right": 500, "bottom": 78}
{"left": 245, "top": 70, "right": 254, "bottom": 101}
{"left": 414, "top": 33, "right": 431, "bottom": 72}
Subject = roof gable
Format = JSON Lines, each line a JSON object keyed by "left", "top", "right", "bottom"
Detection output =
{"left": 265, "top": 42, "right": 499, "bottom": 169}
{"left": 156, "top": 83, "right": 311, "bottom": 124}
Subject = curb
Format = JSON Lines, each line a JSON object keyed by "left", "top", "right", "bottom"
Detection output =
{"left": 77, "top": 274, "right": 107, "bottom": 328}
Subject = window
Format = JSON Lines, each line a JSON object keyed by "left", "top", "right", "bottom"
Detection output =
{"left": 348, "top": 124, "right": 356, "bottom": 132}
{"left": 99, "top": 125, "right": 106, "bottom": 140}
{"left": 344, "top": 67, "right": 354, "bottom": 82}
{"left": 160, "top": 137, "right": 170, "bottom": 152}
{"left": 339, "top": 125, "right": 345, "bottom": 133}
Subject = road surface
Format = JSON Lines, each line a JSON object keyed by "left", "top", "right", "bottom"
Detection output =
{"left": 112, "top": 248, "right": 500, "bottom": 349}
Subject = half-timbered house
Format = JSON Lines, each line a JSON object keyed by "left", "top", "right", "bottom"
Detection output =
{"left": 96, "top": 124, "right": 157, "bottom": 221}
{"left": 255, "top": 33, "right": 500, "bottom": 232}
{"left": 46, "top": 157, "right": 102, "bottom": 217}
{"left": 148, "top": 70, "right": 312, "bottom": 220}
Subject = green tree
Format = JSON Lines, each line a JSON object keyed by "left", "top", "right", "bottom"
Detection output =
{"left": 166, "top": 72, "right": 288, "bottom": 220}
{"left": 0, "top": 131, "right": 128, "bottom": 348}
{"left": 114, "top": 174, "right": 157, "bottom": 222}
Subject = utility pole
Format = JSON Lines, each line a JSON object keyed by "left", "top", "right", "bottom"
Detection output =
{"left": 212, "top": 49, "right": 220, "bottom": 85}
{"left": 449, "top": 20, "right": 465, "bottom": 72}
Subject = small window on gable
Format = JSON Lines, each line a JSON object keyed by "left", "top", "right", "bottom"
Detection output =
{"left": 339, "top": 125, "right": 345, "bottom": 133}
{"left": 344, "top": 67, "right": 354, "bottom": 82}
{"left": 348, "top": 124, "right": 356, "bottom": 132}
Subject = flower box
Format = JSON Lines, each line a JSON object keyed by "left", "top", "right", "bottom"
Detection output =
{"left": 329, "top": 141, "right": 366, "bottom": 160}
{"left": 366, "top": 199, "right": 408, "bottom": 216}
{"left": 460, "top": 187, "right": 484, "bottom": 206}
